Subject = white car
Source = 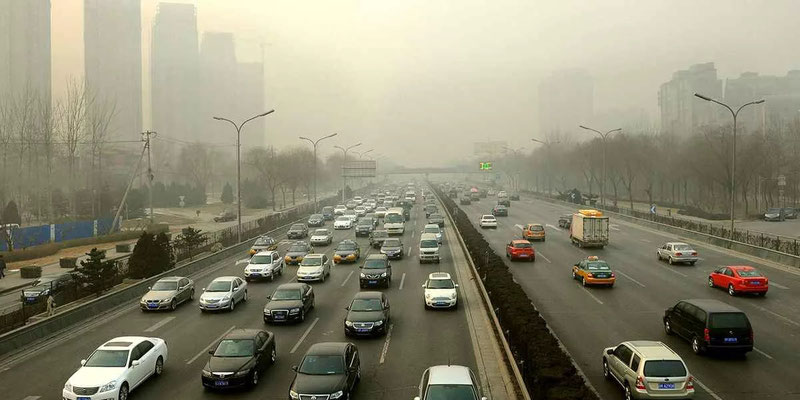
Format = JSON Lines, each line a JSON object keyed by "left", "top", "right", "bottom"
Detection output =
{"left": 310, "top": 228, "right": 334, "bottom": 246}
{"left": 656, "top": 242, "right": 699, "bottom": 265}
{"left": 63, "top": 336, "right": 168, "bottom": 400}
{"left": 296, "top": 254, "right": 331, "bottom": 282}
{"left": 423, "top": 272, "right": 458, "bottom": 308}
{"left": 497, "top": 191, "right": 507, "bottom": 198}
{"left": 334, "top": 216, "right": 353, "bottom": 230}
{"left": 353, "top": 196, "right": 364, "bottom": 205}
{"left": 479, "top": 215, "right": 498, "bottom": 229}
{"left": 343, "top": 210, "right": 359, "bottom": 223}
{"left": 244, "top": 251, "right": 284, "bottom": 282}
{"left": 334, "top": 205, "right": 347, "bottom": 215}
{"left": 375, "top": 207, "right": 388, "bottom": 218}
{"left": 354, "top": 206, "right": 367, "bottom": 217}
{"left": 414, "top": 365, "right": 486, "bottom": 400}
{"left": 199, "top": 276, "right": 248, "bottom": 312}
{"left": 422, "top": 223, "right": 443, "bottom": 244}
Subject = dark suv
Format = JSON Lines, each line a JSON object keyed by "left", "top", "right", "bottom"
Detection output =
{"left": 344, "top": 291, "right": 391, "bottom": 337}
{"left": 359, "top": 254, "right": 392, "bottom": 288}
{"left": 287, "top": 224, "right": 309, "bottom": 239}
{"left": 322, "top": 206, "right": 335, "bottom": 221}
{"left": 663, "top": 299, "right": 753, "bottom": 355}
{"left": 289, "top": 342, "right": 360, "bottom": 399}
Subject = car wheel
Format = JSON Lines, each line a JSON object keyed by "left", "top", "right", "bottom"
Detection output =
{"left": 321, "top": 273, "right": 326, "bottom": 283}
{"left": 190, "top": 289, "right": 195, "bottom": 300}
{"left": 245, "top": 277, "right": 251, "bottom": 282}
{"left": 624, "top": 383, "right": 632, "bottom": 400}
{"left": 581, "top": 276, "right": 587, "bottom": 286}
{"left": 270, "top": 346, "right": 277, "bottom": 364}
{"left": 154, "top": 356, "right": 164, "bottom": 376}
{"left": 758, "top": 291, "right": 767, "bottom": 297}
{"left": 708, "top": 277, "right": 715, "bottom": 288}
{"left": 250, "top": 369, "right": 259, "bottom": 388}
{"left": 602, "top": 359, "right": 611, "bottom": 380}
{"left": 300, "top": 309, "right": 306, "bottom": 322}
{"left": 690, "top": 261, "right": 696, "bottom": 266}
{"left": 692, "top": 336, "right": 704, "bottom": 354}
{"left": 118, "top": 383, "right": 129, "bottom": 400}
{"left": 170, "top": 299, "right": 177, "bottom": 311}
{"left": 571, "top": 270, "right": 577, "bottom": 279}
{"left": 664, "top": 319, "right": 673, "bottom": 335}
{"left": 668, "top": 257, "right": 674, "bottom": 265}
{"left": 657, "top": 252, "right": 662, "bottom": 261}
{"left": 728, "top": 284, "right": 736, "bottom": 296}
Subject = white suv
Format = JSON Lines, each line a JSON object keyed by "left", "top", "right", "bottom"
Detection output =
{"left": 603, "top": 341, "right": 694, "bottom": 399}
{"left": 414, "top": 365, "right": 486, "bottom": 400}
{"left": 418, "top": 233, "right": 441, "bottom": 263}
{"left": 244, "top": 250, "right": 283, "bottom": 281}
{"left": 422, "top": 272, "right": 458, "bottom": 309}
{"left": 479, "top": 215, "right": 497, "bottom": 229}
{"left": 334, "top": 205, "right": 347, "bottom": 215}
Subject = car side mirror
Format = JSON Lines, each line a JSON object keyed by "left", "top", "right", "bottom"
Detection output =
{"left": 80, "top": 359, "right": 86, "bottom": 366}
{"left": 384, "top": 305, "right": 390, "bottom": 310}
{"left": 454, "top": 284, "right": 459, "bottom": 288}
{"left": 147, "top": 286, "right": 151, "bottom": 290}
{"left": 266, "top": 295, "right": 271, "bottom": 300}
{"left": 291, "top": 365, "right": 298, "bottom": 372}
{"left": 414, "top": 397, "right": 421, "bottom": 400}
{"left": 421, "top": 284, "right": 426, "bottom": 288}
{"left": 208, "top": 349, "right": 215, "bottom": 355}
{"left": 481, "top": 397, "right": 488, "bottom": 400}
{"left": 606, "top": 349, "right": 613, "bottom": 355}
{"left": 345, "top": 306, "right": 350, "bottom": 310}
{"left": 131, "top": 360, "right": 141, "bottom": 367}
{"left": 202, "top": 288, "right": 206, "bottom": 291}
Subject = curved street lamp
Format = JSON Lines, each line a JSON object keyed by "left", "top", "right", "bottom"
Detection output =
{"left": 299, "top": 133, "right": 338, "bottom": 212}
{"left": 334, "top": 142, "right": 362, "bottom": 202}
{"left": 579, "top": 125, "right": 621, "bottom": 207}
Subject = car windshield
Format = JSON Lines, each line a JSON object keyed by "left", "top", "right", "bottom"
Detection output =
{"left": 314, "top": 230, "right": 329, "bottom": 236}
{"left": 336, "top": 217, "right": 350, "bottom": 222}
{"left": 421, "top": 239, "right": 438, "bottom": 248}
{"left": 482, "top": 216, "right": 495, "bottom": 220}
{"left": 337, "top": 243, "right": 357, "bottom": 251}
{"left": 151, "top": 281, "right": 178, "bottom": 291}
{"left": 290, "top": 224, "right": 304, "bottom": 230}
{"left": 376, "top": 207, "right": 386, "bottom": 211}
{"left": 643, "top": 360, "right": 686, "bottom": 378}
{"left": 586, "top": 261, "right": 610, "bottom": 270}
{"left": 272, "top": 288, "right": 302, "bottom": 300}
{"left": 424, "top": 227, "right": 439, "bottom": 233}
{"left": 32, "top": 277, "right": 58, "bottom": 286}
{"left": 250, "top": 254, "right": 272, "bottom": 264}
{"left": 767, "top": 208, "right": 781, "bottom": 213}
{"left": 430, "top": 213, "right": 442, "bottom": 219}
{"left": 350, "top": 298, "right": 383, "bottom": 311}
{"left": 84, "top": 349, "right": 130, "bottom": 368}
{"left": 709, "top": 313, "right": 750, "bottom": 329}
{"left": 207, "top": 281, "right": 232, "bottom": 292}
{"left": 513, "top": 242, "right": 532, "bottom": 248}
{"left": 363, "top": 259, "right": 388, "bottom": 269}
{"left": 383, "top": 239, "right": 401, "bottom": 247}
{"left": 213, "top": 339, "right": 254, "bottom": 357}
{"left": 425, "top": 384, "right": 477, "bottom": 400}
{"left": 529, "top": 225, "right": 544, "bottom": 231}
{"left": 673, "top": 244, "right": 692, "bottom": 251}
{"left": 736, "top": 269, "right": 763, "bottom": 277}
{"left": 289, "top": 245, "right": 308, "bottom": 252}
{"left": 310, "top": 214, "right": 322, "bottom": 219}
{"left": 427, "top": 279, "right": 455, "bottom": 289}
{"left": 254, "top": 237, "right": 273, "bottom": 246}
{"left": 301, "top": 257, "right": 323, "bottom": 266}
{"left": 358, "top": 220, "right": 372, "bottom": 226}
{"left": 385, "top": 214, "right": 403, "bottom": 223}
{"left": 298, "top": 355, "right": 345, "bottom": 375}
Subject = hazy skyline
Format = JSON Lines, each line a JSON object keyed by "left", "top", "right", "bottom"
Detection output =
{"left": 50, "top": 0, "right": 800, "bottom": 166}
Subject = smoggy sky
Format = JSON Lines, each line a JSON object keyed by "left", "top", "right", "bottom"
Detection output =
{"left": 51, "top": 0, "right": 800, "bottom": 166}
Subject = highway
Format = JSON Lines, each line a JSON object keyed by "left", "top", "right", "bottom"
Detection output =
{"left": 457, "top": 193, "right": 800, "bottom": 400}
{"left": 1, "top": 197, "right": 494, "bottom": 400}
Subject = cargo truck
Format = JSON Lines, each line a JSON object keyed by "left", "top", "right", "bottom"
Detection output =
{"left": 569, "top": 209, "right": 609, "bottom": 248}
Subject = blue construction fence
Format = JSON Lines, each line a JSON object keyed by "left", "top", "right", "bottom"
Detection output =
{"left": 0, "top": 217, "right": 118, "bottom": 251}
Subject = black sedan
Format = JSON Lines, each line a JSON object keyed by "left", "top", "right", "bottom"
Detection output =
{"left": 492, "top": 205, "right": 508, "bottom": 217}
{"left": 289, "top": 342, "right": 360, "bottom": 400}
{"left": 344, "top": 292, "right": 391, "bottom": 337}
{"left": 263, "top": 283, "right": 315, "bottom": 323}
{"left": 287, "top": 223, "right": 309, "bottom": 239}
{"left": 380, "top": 238, "right": 404, "bottom": 260}
{"left": 21, "top": 273, "right": 75, "bottom": 304}
{"left": 307, "top": 214, "right": 325, "bottom": 227}
{"left": 360, "top": 254, "right": 392, "bottom": 288}
{"left": 201, "top": 329, "right": 276, "bottom": 390}
{"left": 558, "top": 214, "right": 572, "bottom": 228}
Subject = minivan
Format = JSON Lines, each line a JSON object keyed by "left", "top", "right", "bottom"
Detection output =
{"left": 663, "top": 299, "right": 753, "bottom": 355}
{"left": 418, "top": 233, "right": 441, "bottom": 263}
{"left": 603, "top": 341, "right": 694, "bottom": 399}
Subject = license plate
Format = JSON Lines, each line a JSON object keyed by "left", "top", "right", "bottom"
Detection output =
{"left": 356, "top": 328, "right": 370, "bottom": 333}
{"left": 78, "top": 397, "right": 91, "bottom": 400}
{"left": 26, "top": 297, "right": 36, "bottom": 301}
{"left": 519, "top": 254, "right": 528, "bottom": 257}
{"left": 368, "top": 280, "right": 377, "bottom": 284}
{"left": 658, "top": 383, "right": 676, "bottom": 389}
{"left": 275, "top": 315, "right": 285, "bottom": 320}
{"left": 435, "top": 302, "right": 448, "bottom": 306}
{"left": 750, "top": 281, "right": 761, "bottom": 285}
{"left": 148, "top": 304, "right": 158, "bottom": 308}
{"left": 724, "top": 337, "right": 738, "bottom": 343}
{"left": 206, "top": 305, "right": 218, "bottom": 308}
{"left": 215, "top": 380, "right": 229, "bottom": 386}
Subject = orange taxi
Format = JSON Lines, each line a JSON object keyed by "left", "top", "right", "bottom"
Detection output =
{"left": 571, "top": 256, "right": 615, "bottom": 287}
{"left": 522, "top": 223, "right": 546, "bottom": 241}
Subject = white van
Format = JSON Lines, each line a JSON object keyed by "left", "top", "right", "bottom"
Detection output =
{"left": 419, "top": 233, "right": 441, "bottom": 263}
{"left": 383, "top": 210, "right": 405, "bottom": 235}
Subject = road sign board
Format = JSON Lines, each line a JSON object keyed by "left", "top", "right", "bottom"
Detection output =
{"left": 650, "top": 204, "right": 656, "bottom": 214}
{"left": 479, "top": 162, "right": 493, "bottom": 170}
{"left": 343, "top": 160, "right": 377, "bottom": 177}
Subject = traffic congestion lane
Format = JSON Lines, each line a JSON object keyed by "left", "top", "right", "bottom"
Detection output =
{"left": 459, "top": 195, "right": 800, "bottom": 400}
{"left": 3, "top": 198, "right": 482, "bottom": 400}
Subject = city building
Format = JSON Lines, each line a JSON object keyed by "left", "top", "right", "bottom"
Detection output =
{"left": 198, "top": 32, "right": 238, "bottom": 144}
{"left": 235, "top": 61, "right": 266, "bottom": 147}
{"left": 0, "top": 0, "right": 51, "bottom": 102}
{"left": 151, "top": 2, "right": 200, "bottom": 143}
{"left": 724, "top": 70, "right": 800, "bottom": 133}
{"left": 84, "top": 0, "right": 142, "bottom": 140}
{"left": 658, "top": 62, "right": 722, "bottom": 136}
{"left": 538, "top": 69, "right": 594, "bottom": 135}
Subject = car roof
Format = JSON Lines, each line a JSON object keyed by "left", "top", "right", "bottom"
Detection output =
{"left": 223, "top": 328, "right": 264, "bottom": 340}
{"left": 424, "top": 224, "right": 440, "bottom": 229}
{"left": 313, "top": 229, "right": 330, "bottom": 233}
{"left": 304, "top": 253, "right": 324, "bottom": 259}
{"left": 366, "top": 254, "right": 388, "bottom": 260}
{"left": 102, "top": 336, "right": 151, "bottom": 349}
{"left": 427, "top": 365, "right": 474, "bottom": 385}
{"left": 212, "top": 276, "right": 239, "bottom": 282}
{"left": 481, "top": 214, "right": 495, "bottom": 218}
{"left": 511, "top": 239, "right": 529, "bottom": 244}
{"left": 527, "top": 223, "right": 543, "bottom": 227}
{"left": 306, "top": 342, "right": 350, "bottom": 356}
{"left": 253, "top": 250, "right": 275, "bottom": 256}
{"left": 155, "top": 276, "right": 184, "bottom": 282}
{"left": 353, "top": 291, "right": 383, "bottom": 300}
{"left": 682, "top": 299, "right": 744, "bottom": 313}
{"left": 420, "top": 233, "right": 439, "bottom": 240}
{"left": 275, "top": 283, "right": 306, "bottom": 290}
{"left": 666, "top": 242, "right": 690, "bottom": 246}
{"left": 726, "top": 265, "right": 756, "bottom": 271}
{"left": 624, "top": 341, "right": 682, "bottom": 359}
{"left": 428, "top": 272, "right": 452, "bottom": 280}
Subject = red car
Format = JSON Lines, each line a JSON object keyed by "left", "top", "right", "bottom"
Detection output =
{"left": 708, "top": 266, "right": 768, "bottom": 296}
{"left": 505, "top": 239, "right": 535, "bottom": 262}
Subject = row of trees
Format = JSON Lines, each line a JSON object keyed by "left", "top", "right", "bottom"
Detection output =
{"left": 497, "top": 119, "right": 800, "bottom": 216}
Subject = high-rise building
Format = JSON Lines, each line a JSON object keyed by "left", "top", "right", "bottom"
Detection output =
{"left": 151, "top": 2, "right": 199, "bottom": 143}
{"left": 538, "top": 69, "right": 594, "bottom": 135}
{"left": 658, "top": 62, "right": 722, "bottom": 136}
{"left": 84, "top": 0, "right": 142, "bottom": 140}
{"left": 198, "top": 32, "right": 238, "bottom": 144}
{"left": 0, "top": 0, "right": 51, "bottom": 101}
{"left": 724, "top": 70, "right": 800, "bottom": 133}
{"left": 236, "top": 61, "right": 266, "bottom": 147}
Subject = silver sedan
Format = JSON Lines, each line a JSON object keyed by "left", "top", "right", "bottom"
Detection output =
{"left": 140, "top": 276, "right": 195, "bottom": 311}
{"left": 656, "top": 242, "right": 698, "bottom": 265}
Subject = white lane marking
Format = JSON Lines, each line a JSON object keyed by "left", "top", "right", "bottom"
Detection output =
{"left": 407, "top": 247, "right": 412, "bottom": 257}
{"left": 235, "top": 258, "right": 250, "bottom": 265}
{"left": 412, "top": 231, "right": 416, "bottom": 239}
{"left": 613, "top": 269, "right": 646, "bottom": 288}
{"left": 752, "top": 305, "right": 800, "bottom": 327}
{"left": 537, "top": 252, "right": 552, "bottom": 263}
{"left": 399, "top": 273, "right": 407, "bottom": 290}
{"left": 290, "top": 317, "right": 320, "bottom": 354}
{"left": 753, "top": 347, "right": 774, "bottom": 360}
{"left": 187, "top": 325, "right": 236, "bottom": 364}
{"left": 144, "top": 316, "right": 175, "bottom": 332}
{"left": 770, "top": 281, "right": 789, "bottom": 290}
{"left": 693, "top": 377, "right": 723, "bottom": 400}
{"left": 580, "top": 286, "right": 604, "bottom": 305}
{"left": 546, "top": 223, "right": 562, "bottom": 231}
{"left": 379, "top": 324, "right": 394, "bottom": 364}
{"left": 610, "top": 224, "right": 621, "bottom": 232}
{"left": 514, "top": 224, "right": 524, "bottom": 230}
{"left": 340, "top": 270, "right": 354, "bottom": 287}
{"left": 660, "top": 265, "right": 688, "bottom": 278}
{"left": 22, "top": 396, "right": 41, "bottom": 400}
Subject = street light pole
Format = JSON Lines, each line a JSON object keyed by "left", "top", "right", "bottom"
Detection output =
{"left": 531, "top": 138, "right": 560, "bottom": 195}
{"left": 299, "top": 133, "right": 338, "bottom": 212}
{"left": 502, "top": 146, "right": 526, "bottom": 191}
{"left": 579, "top": 126, "right": 621, "bottom": 207}
{"left": 334, "top": 142, "right": 362, "bottom": 203}
{"left": 213, "top": 109, "right": 275, "bottom": 243}
{"left": 694, "top": 93, "right": 765, "bottom": 237}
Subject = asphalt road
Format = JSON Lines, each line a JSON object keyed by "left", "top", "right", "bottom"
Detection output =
{"left": 458, "top": 194, "right": 800, "bottom": 400}
{"left": 2, "top": 200, "right": 483, "bottom": 400}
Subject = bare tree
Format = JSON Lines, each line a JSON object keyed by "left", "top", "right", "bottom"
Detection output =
{"left": 86, "top": 91, "right": 118, "bottom": 217}
{"left": 35, "top": 95, "right": 61, "bottom": 221}
{"left": 60, "top": 78, "right": 90, "bottom": 216}
{"left": 246, "top": 146, "right": 283, "bottom": 210}
{"left": 0, "top": 99, "right": 11, "bottom": 206}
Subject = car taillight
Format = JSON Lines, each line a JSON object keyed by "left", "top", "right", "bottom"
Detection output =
{"left": 635, "top": 376, "right": 646, "bottom": 390}
{"left": 587, "top": 273, "right": 594, "bottom": 278}
{"left": 675, "top": 252, "right": 682, "bottom": 256}
{"left": 610, "top": 272, "right": 616, "bottom": 278}
{"left": 691, "top": 252, "right": 697, "bottom": 256}
{"left": 686, "top": 376, "right": 694, "bottom": 390}
{"left": 704, "top": 328, "right": 710, "bottom": 342}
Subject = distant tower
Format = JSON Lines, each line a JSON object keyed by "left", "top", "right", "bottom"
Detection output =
{"left": 0, "top": 0, "right": 51, "bottom": 102}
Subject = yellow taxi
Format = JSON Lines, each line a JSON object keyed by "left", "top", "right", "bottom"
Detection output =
{"left": 571, "top": 256, "right": 615, "bottom": 287}
{"left": 522, "top": 223, "right": 546, "bottom": 241}
{"left": 249, "top": 236, "right": 277, "bottom": 256}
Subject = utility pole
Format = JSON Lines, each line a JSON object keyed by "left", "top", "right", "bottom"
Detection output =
{"left": 300, "top": 133, "right": 338, "bottom": 212}
{"left": 578, "top": 126, "right": 621, "bottom": 207}
{"left": 334, "top": 142, "right": 362, "bottom": 203}
{"left": 141, "top": 131, "right": 157, "bottom": 224}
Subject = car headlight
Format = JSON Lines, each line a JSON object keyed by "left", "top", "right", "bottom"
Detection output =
{"left": 285, "top": 256, "right": 291, "bottom": 261}
{"left": 264, "top": 308, "right": 271, "bottom": 314}
{"left": 222, "top": 294, "right": 232, "bottom": 301}
{"left": 380, "top": 272, "right": 388, "bottom": 277}
{"left": 374, "top": 320, "right": 384, "bottom": 326}
{"left": 289, "top": 308, "right": 301, "bottom": 314}
{"left": 290, "top": 389, "right": 300, "bottom": 399}
{"left": 161, "top": 298, "right": 171, "bottom": 303}
{"left": 360, "top": 273, "right": 366, "bottom": 278}
{"left": 450, "top": 292, "right": 457, "bottom": 299}
{"left": 99, "top": 380, "right": 117, "bottom": 392}
{"left": 425, "top": 292, "right": 432, "bottom": 299}
{"left": 202, "top": 369, "right": 213, "bottom": 377}
{"left": 234, "top": 368, "right": 251, "bottom": 377}
{"left": 331, "top": 390, "right": 345, "bottom": 399}
{"left": 345, "top": 320, "right": 353, "bottom": 327}
{"left": 64, "top": 382, "right": 73, "bottom": 392}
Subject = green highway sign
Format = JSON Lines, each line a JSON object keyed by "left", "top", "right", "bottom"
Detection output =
{"left": 479, "top": 162, "right": 492, "bottom": 170}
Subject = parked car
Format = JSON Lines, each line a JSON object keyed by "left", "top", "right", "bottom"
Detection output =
{"left": 359, "top": 254, "right": 392, "bottom": 288}
{"left": 764, "top": 207, "right": 785, "bottom": 221}
{"left": 422, "top": 272, "right": 458, "bottom": 309}
{"left": 201, "top": 329, "right": 275, "bottom": 390}
{"left": 289, "top": 342, "right": 360, "bottom": 400}
{"left": 249, "top": 235, "right": 277, "bottom": 256}
{"left": 307, "top": 214, "right": 325, "bottom": 227}
{"left": 344, "top": 291, "right": 391, "bottom": 337}
{"left": 199, "top": 277, "right": 248, "bottom": 312}
{"left": 558, "top": 214, "right": 571, "bottom": 228}
{"left": 656, "top": 242, "right": 698, "bottom": 265}
{"left": 783, "top": 207, "right": 798, "bottom": 219}
{"left": 310, "top": 229, "right": 334, "bottom": 246}
{"left": 263, "top": 283, "right": 315, "bottom": 323}
{"left": 139, "top": 276, "right": 194, "bottom": 311}
{"left": 663, "top": 299, "right": 753, "bottom": 355}
{"left": 708, "top": 265, "right": 768, "bottom": 296}
{"left": 479, "top": 215, "right": 497, "bottom": 229}
{"left": 213, "top": 209, "right": 236, "bottom": 222}
{"left": 492, "top": 204, "right": 509, "bottom": 217}
{"left": 370, "top": 229, "right": 390, "bottom": 249}
{"left": 296, "top": 254, "right": 332, "bottom": 283}
{"left": 244, "top": 251, "right": 284, "bottom": 282}
{"left": 522, "top": 223, "right": 545, "bottom": 241}
{"left": 414, "top": 365, "right": 486, "bottom": 400}
{"left": 602, "top": 341, "right": 694, "bottom": 400}
{"left": 572, "top": 256, "right": 615, "bottom": 287}
{"left": 380, "top": 238, "right": 404, "bottom": 260}
{"left": 62, "top": 336, "right": 168, "bottom": 400}
{"left": 287, "top": 223, "right": 309, "bottom": 239}
{"left": 321, "top": 206, "right": 335, "bottom": 220}
{"left": 284, "top": 241, "right": 312, "bottom": 265}
{"left": 21, "top": 272, "right": 75, "bottom": 304}
{"left": 505, "top": 240, "right": 535, "bottom": 262}
{"left": 334, "top": 240, "right": 361, "bottom": 264}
